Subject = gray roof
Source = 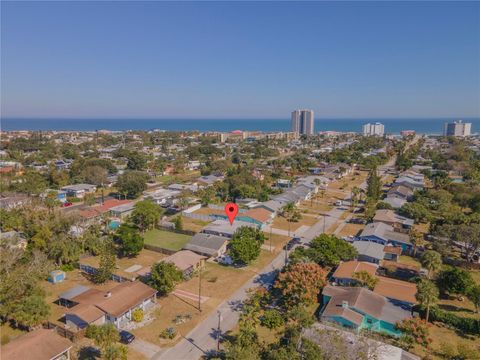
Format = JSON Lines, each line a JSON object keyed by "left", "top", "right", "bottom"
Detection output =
{"left": 256, "top": 200, "right": 284, "bottom": 212}
{"left": 183, "top": 233, "right": 229, "bottom": 256}
{"left": 383, "top": 197, "right": 406, "bottom": 209}
{"left": 110, "top": 202, "right": 135, "bottom": 213}
{"left": 352, "top": 241, "right": 385, "bottom": 260}
{"left": 359, "top": 222, "right": 411, "bottom": 245}
{"left": 59, "top": 285, "right": 90, "bottom": 301}
{"left": 322, "top": 285, "right": 411, "bottom": 324}
{"left": 61, "top": 184, "right": 96, "bottom": 192}
{"left": 202, "top": 219, "right": 256, "bottom": 237}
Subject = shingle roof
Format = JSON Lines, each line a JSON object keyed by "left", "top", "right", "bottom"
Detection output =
{"left": 163, "top": 250, "right": 205, "bottom": 271}
{"left": 2, "top": 329, "right": 72, "bottom": 360}
{"left": 332, "top": 261, "right": 378, "bottom": 279}
{"left": 244, "top": 208, "right": 272, "bottom": 223}
{"left": 183, "top": 233, "right": 229, "bottom": 256}
{"left": 374, "top": 276, "right": 417, "bottom": 304}
{"left": 352, "top": 241, "right": 385, "bottom": 260}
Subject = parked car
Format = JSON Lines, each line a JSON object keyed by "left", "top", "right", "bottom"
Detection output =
{"left": 218, "top": 255, "right": 234, "bottom": 265}
{"left": 349, "top": 218, "right": 366, "bottom": 224}
{"left": 119, "top": 330, "right": 135, "bottom": 344}
{"left": 284, "top": 237, "right": 301, "bottom": 251}
{"left": 61, "top": 202, "right": 73, "bottom": 207}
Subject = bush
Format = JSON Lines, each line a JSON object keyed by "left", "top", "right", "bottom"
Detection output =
{"left": 132, "top": 308, "right": 144, "bottom": 322}
{"left": 418, "top": 306, "right": 480, "bottom": 335}
{"left": 261, "top": 309, "right": 284, "bottom": 329}
{"left": 159, "top": 327, "right": 177, "bottom": 339}
{"left": 60, "top": 263, "right": 75, "bottom": 272}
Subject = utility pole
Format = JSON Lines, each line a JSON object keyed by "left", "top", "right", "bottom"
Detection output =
{"left": 216, "top": 310, "right": 222, "bottom": 353}
{"left": 323, "top": 215, "right": 326, "bottom": 233}
{"left": 198, "top": 265, "right": 202, "bottom": 312}
{"left": 284, "top": 247, "right": 288, "bottom": 266}
{"left": 270, "top": 226, "right": 272, "bottom": 252}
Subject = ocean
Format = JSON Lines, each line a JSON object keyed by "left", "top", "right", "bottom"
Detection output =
{"left": 1, "top": 118, "right": 479, "bottom": 135}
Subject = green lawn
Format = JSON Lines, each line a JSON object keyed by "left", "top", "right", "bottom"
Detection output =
{"left": 144, "top": 229, "right": 191, "bottom": 251}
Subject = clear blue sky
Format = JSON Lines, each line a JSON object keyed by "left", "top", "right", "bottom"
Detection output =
{"left": 1, "top": 1, "right": 479, "bottom": 119}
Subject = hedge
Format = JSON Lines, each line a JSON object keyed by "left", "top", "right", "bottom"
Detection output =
{"left": 416, "top": 306, "right": 480, "bottom": 335}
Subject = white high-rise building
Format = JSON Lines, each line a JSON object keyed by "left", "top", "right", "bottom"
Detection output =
{"left": 291, "top": 109, "right": 314, "bottom": 135}
{"left": 362, "top": 122, "right": 385, "bottom": 136}
{"left": 444, "top": 120, "right": 471, "bottom": 137}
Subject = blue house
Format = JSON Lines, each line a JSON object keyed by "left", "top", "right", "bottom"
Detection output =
{"left": 358, "top": 222, "right": 412, "bottom": 252}
{"left": 320, "top": 285, "right": 411, "bottom": 337}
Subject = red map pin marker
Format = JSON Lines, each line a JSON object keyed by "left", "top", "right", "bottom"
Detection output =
{"left": 225, "top": 203, "right": 238, "bottom": 225}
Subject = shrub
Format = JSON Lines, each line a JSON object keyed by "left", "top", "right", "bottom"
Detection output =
{"left": 60, "top": 263, "right": 75, "bottom": 272}
{"left": 159, "top": 327, "right": 177, "bottom": 339}
{"left": 132, "top": 308, "right": 144, "bottom": 323}
{"left": 261, "top": 309, "right": 284, "bottom": 329}
{"left": 417, "top": 306, "right": 480, "bottom": 335}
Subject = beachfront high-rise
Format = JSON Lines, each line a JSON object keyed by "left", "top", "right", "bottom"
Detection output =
{"left": 291, "top": 109, "right": 314, "bottom": 135}
{"left": 444, "top": 120, "right": 471, "bottom": 137}
{"left": 362, "top": 122, "right": 385, "bottom": 136}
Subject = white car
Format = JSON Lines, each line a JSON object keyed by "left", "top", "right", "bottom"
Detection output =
{"left": 217, "top": 255, "right": 234, "bottom": 265}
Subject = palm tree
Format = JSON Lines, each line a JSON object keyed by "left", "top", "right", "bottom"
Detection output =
{"left": 409, "top": 229, "right": 425, "bottom": 257}
{"left": 281, "top": 202, "right": 296, "bottom": 236}
{"left": 416, "top": 279, "right": 439, "bottom": 322}
{"left": 421, "top": 250, "right": 442, "bottom": 279}
{"left": 351, "top": 186, "right": 361, "bottom": 213}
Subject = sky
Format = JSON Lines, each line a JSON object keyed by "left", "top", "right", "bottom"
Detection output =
{"left": 1, "top": 1, "right": 479, "bottom": 119}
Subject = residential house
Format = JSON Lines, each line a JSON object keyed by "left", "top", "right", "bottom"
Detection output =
{"left": 202, "top": 219, "right": 257, "bottom": 238}
{"left": 373, "top": 210, "right": 414, "bottom": 233}
{"left": 358, "top": 222, "right": 412, "bottom": 252}
{"left": 320, "top": 285, "right": 411, "bottom": 336}
{"left": 0, "top": 193, "right": 31, "bottom": 210}
{"left": 60, "top": 281, "right": 157, "bottom": 330}
{"left": 143, "top": 188, "right": 180, "bottom": 207}
{"left": 163, "top": 250, "right": 205, "bottom": 277}
{"left": 183, "top": 233, "right": 229, "bottom": 258}
{"left": 109, "top": 202, "right": 135, "bottom": 218}
{"left": 237, "top": 207, "right": 274, "bottom": 228}
{"left": 1, "top": 329, "right": 73, "bottom": 360}
{"left": 254, "top": 200, "right": 284, "bottom": 216}
{"left": 387, "top": 185, "right": 414, "bottom": 201}
{"left": 383, "top": 196, "right": 406, "bottom": 209}
{"left": 383, "top": 246, "right": 402, "bottom": 262}
{"left": 331, "top": 261, "right": 417, "bottom": 307}
{"left": 196, "top": 174, "right": 224, "bottom": 187}
{"left": 331, "top": 261, "right": 378, "bottom": 286}
{"left": 61, "top": 184, "right": 97, "bottom": 198}
{"left": 352, "top": 241, "right": 386, "bottom": 264}
{"left": 167, "top": 183, "right": 198, "bottom": 192}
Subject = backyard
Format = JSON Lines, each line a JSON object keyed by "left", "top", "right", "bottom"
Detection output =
{"left": 144, "top": 229, "right": 192, "bottom": 251}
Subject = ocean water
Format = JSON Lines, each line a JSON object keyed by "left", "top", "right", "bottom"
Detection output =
{"left": 1, "top": 118, "right": 479, "bottom": 135}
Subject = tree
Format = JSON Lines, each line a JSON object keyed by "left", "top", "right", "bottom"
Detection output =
{"left": 82, "top": 165, "right": 108, "bottom": 186}
{"left": 173, "top": 215, "right": 183, "bottom": 230}
{"left": 352, "top": 270, "right": 378, "bottom": 290}
{"left": 274, "top": 262, "right": 327, "bottom": 309}
{"left": 10, "top": 293, "right": 51, "bottom": 329}
{"left": 149, "top": 261, "right": 183, "bottom": 296}
{"left": 297, "top": 234, "right": 357, "bottom": 267}
{"left": 350, "top": 186, "right": 361, "bottom": 212}
{"left": 95, "top": 240, "right": 116, "bottom": 283}
{"left": 366, "top": 166, "right": 381, "bottom": 201}
{"left": 84, "top": 192, "right": 96, "bottom": 206}
{"left": 416, "top": 279, "right": 439, "bottom": 322}
{"left": 399, "top": 202, "right": 432, "bottom": 223}
{"left": 131, "top": 200, "right": 162, "bottom": 233}
{"left": 280, "top": 202, "right": 301, "bottom": 236}
{"left": 126, "top": 151, "right": 147, "bottom": 171}
{"left": 115, "top": 224, "right": 143, "bottom": 257}
{"left": 409, "top": 229, "right": 425, "bottom": 257}
{"left": 420, "top": 250, "right": 442, "bottom": 279}
{"left": 230, "top": 226, "right": 265, "bottom": 265}
{"left": 261, "top": 309, "right": 284, "bottom": 329}
{"left": 437, "top": 267, "right": 475, "bottom": 296}
{"left": 86, "top": 324, "right": 126, "bottom": 359}
{"left": 450, "top": 223, "right": 480, "bottom": 263}
{"left": 466, "top": 285, "right": 480, "bottom": 313}
{"left": 116, "top": 171, "right": 148, "bottom": 199}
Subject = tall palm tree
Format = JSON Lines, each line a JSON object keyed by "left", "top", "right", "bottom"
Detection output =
{"left": 351, "top": 186, "right": 361, "bottom": 213}
{"left": 416, "top": 279, "right": 439, "bottom": 322}
{"left": 281, "top": 202, "right": 296, "bottom": 236}
{"left": 421, "top": 250, "right": 442, "bottom": 279}
{"left": 409, "top": 229, "right": 425, "bottom": 257}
